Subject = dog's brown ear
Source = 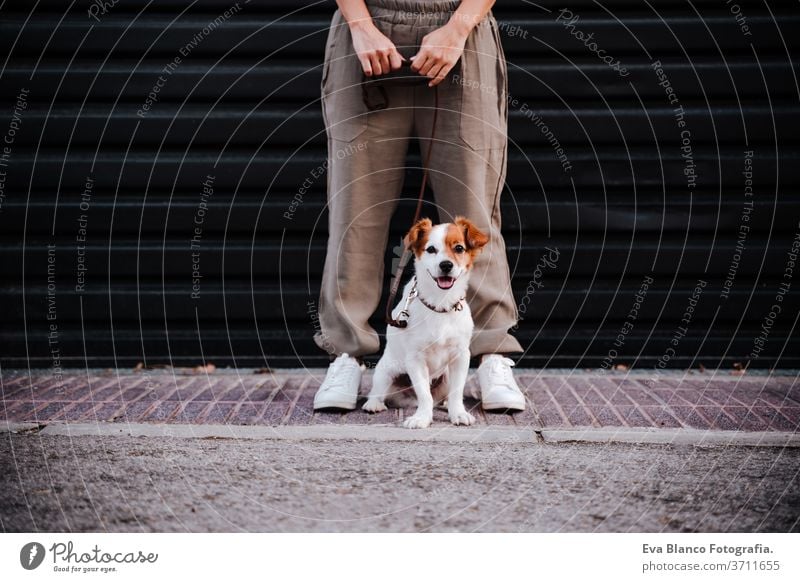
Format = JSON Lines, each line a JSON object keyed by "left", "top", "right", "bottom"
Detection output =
{"left": 403, "top": 217, "right": 433, "bottom": 256}
{"left": 454, "top": 216, "right": 489, "bottom": 251}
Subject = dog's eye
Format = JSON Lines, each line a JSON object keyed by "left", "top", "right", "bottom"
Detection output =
{"left": 425, "top": 246, "right": 436, "bottom": 254}
{"left": 454, "top": 245, "right": 465, "bottom": 253}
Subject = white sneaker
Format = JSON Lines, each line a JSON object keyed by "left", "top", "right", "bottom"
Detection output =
{"left": 313, "top": 353, "right": 365, "bottom": 411}
{"left": 476, "top": 354, "right": 526, "bottom": 411}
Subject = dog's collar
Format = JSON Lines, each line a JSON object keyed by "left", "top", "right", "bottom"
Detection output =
{"left": 399, "top": 276, "right": 465, "bottom": 320}
{"left": 418, "top": 292, "right": 465, "bottom": 313}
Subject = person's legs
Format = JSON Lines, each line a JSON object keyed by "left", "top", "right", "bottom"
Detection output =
{"left": 315, "top": 1, "right": 524, "bottom": 410}
{"left": 313, "top": 133, "right": 409, "bottom": 358}
{"left": 413, "top": 12, "right": 523, "bottom": 359}
{"left": 314, "top": 9, "right": 416, "bottom": 360}
{"left": 413, "top": 10, "right": 526, "bottom": 411}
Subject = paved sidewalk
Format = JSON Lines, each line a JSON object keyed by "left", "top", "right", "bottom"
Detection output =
{"left": 3, "top": 368, "right": 799, "bottom": 533}
{"left": 2, "top": 368, "right": 798, "bottom": 433}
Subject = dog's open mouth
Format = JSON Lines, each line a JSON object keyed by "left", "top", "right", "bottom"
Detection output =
{"left": 435, "top": 275, "right": 455, "bottom": 289}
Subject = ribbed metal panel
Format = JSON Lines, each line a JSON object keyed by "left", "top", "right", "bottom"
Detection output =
{"left": 0, "top": 0, "right": 798, "bottom": 368}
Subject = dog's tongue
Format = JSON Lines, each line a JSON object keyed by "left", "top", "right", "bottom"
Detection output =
{"left": 436, "top": 276, "right": 455, "bottom": 289}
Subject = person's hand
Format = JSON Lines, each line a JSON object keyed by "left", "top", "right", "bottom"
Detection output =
{"left": 350, "top": 21, "right": 405, "bottom": 77}
{"left": 410, "top": 21, "right": 470, "bottom": 87}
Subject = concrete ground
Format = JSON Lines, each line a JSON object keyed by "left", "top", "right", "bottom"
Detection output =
{"left": 2, "top": 434, "right": 798, "bottom": 533}
{"left": 1, "top": 368, "right": 799, "bottom": 532}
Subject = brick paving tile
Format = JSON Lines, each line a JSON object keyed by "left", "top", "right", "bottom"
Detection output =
{"left": 751, "top": 406, "right": 798, "bottom": 432}
{"left": 226, "top": 403, "right": 263, "bottom": 425}
{"left": 668, "top": 405, "right": 721, "bottom": 430}
{"left": 202, "top": 402, "right": 238, "bottom": 424}
{"left": 639, "top": 406, "right": 684, "bottom": 428}
{"left": 90, "top": 380, "right": 140, "bottom": 402}
{"left": 693, "top": 408, "right": 742, "bottom": 431}
{"left": 614, "top": 405, "right": 654, "bottom": 428}
{"left": 93, "top": 402, "right": 131, "bottom": 422}
{"left": 1, "top": 369, "right": 798, "bottom": 432}
{"left": 258, "top": 377, "right": 299, "bottom": 425}
{"left": 538, "top": 376, "right": 578, "bottom": 402}
{"left": 584, "top": 404, "right": 629, "bottom": 427}
{"left": 144, "top": 402, "right": 181, "bottom": 423}
{"left": 59, "top": 402, "right": 107, "bottom": 422}
{"left": 22, "top": 402, "right": 70, "bottom": 423}
{"left": 532, "top": 405, "right": 569, "bottom": 427}
{"left": 0, "top": 374, "right": 29, "bottom": 391}
{"left": 623, "top": 382, "right": 665, "bottom": 406}
{"left": 484, "top": 409, "right": 522, "bottom": 427}
{"left": 2, "top": 375, "right": 72, "bottom": 400}
{"left": 330, "top": 407, "right": 399, "bottom": 425}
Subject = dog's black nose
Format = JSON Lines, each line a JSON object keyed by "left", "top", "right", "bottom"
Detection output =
{"left": 439, "top": 260, "right": 453, "bottom": 274}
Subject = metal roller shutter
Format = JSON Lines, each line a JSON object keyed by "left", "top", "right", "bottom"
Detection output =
{"left": 0, "top": 0, "right": 798, "bottom": 368}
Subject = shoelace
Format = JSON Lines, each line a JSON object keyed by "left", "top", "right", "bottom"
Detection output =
{"left": 321, "top": 356, "right": 356, "bottom": 391}
{"left": 489, "top": 357, "right": 517, "bottom": 389}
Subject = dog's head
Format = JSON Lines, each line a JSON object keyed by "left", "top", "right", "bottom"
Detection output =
{"left": 403, "top": 216, "right": 489, "bottom": 293}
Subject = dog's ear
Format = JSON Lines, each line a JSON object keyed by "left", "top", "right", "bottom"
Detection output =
{"left": 454, "top": 216, "right": 489, "bottom": 252}
{"left": 404, "top": 217, "right": 433, "bottom": 255}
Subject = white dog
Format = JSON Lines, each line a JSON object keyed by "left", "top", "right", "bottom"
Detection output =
{"left": 363, "top": 216, "right": 489, "bottom": 428}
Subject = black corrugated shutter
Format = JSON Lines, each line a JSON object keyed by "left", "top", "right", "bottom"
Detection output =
{"left": 1, "top": 0, "right": 798, "bottom": 369}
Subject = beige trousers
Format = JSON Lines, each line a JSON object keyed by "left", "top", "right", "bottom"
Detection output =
{"left": 314, "top": 0, "right": 523, "bottom": 358}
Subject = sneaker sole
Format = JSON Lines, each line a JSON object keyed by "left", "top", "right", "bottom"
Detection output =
{"left": 313, "top": 398, "right": 357, "bottom": 411}
{"left": 482, "top": 399, "right": 526, "bottom": 412}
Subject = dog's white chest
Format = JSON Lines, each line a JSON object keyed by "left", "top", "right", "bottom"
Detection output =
{"left": 406, "top": 308, "right": 472, "bottom": 347}
{"left": 387, "top": 295, "right": 473, "bottom": 375}
{"left": 421, "top": 329, "right": 468, "bottom": 376}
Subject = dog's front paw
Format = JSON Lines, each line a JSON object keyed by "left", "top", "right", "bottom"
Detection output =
{"left": 449, "top": 409, "right": 476, "bottom": 426}
{"left": 402, "top": 413, "right": 432, "bottom": 429}
{"left": 362, "top": 398, "right": 387, "bottom": 413}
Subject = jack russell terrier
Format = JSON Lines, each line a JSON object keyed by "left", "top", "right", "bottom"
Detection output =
{"left": 363, "top": 216, "right": 489, "bottom": 428}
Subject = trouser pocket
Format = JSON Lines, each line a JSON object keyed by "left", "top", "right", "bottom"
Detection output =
{"left": 458, "top": 16, "right": 507, "bottom": 151}
{"left": 322, "top": 10, "right": 370, "bottom": 142}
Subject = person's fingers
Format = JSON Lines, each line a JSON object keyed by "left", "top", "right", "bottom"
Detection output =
{"left": 369, "top": 53, "right": 383, "bottom": 76}
{"left": 428, "top": 62, "right": 452, "bottom": 87}
{"left": 409, "top": 51, "right": 427, "bottom": 72}
{"left": 388, "top": 48, "right": 404, "bottom": 71}
{"left": 425, "top": 61, "right": 445, "bottom": 79}
{"left": 415, "top": 55, "right": 433, "bottom": 76}
{"left": 359, "top": 56, "right": 373, "bottom": 77}
{"left": 418, "top": 53, "right": 440, "bottom": 76}
{"left": 378, "top": 50, "right": 391, "bottom": 75}
{"left": 426, "top": 62, "right": 448, "bottom": 86}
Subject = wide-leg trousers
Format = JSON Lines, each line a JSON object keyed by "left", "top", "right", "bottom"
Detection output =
{"left": 314, "top": 0, "right": 523, "bottom": 358}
